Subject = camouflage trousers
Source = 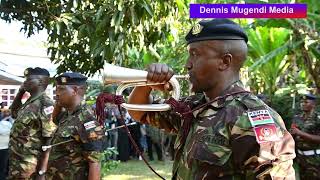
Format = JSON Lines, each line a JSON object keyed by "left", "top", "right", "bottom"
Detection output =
{"left": 296, "top": 153, "right": 320, "bottom": 180}
{"left": 46, "top": 158, "right": 89, "bottom": 180}
{"left": 7, "top": 151, "right": 38, "bottom": 180}
{"left": 46, "top": 167, "right": 88, "bottom": 180}
{"left": 7, "top": 161, "right": 37, "bottom": 180}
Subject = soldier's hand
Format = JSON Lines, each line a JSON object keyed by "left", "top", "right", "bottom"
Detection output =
{"left": 19, "top": 82, "right": 27, "bottom": 94}
{"left": 146, "top": 63, "right": 174, "bottom": 92}
{"left": 290, "top": 127, "right": 302, "bottom": 136}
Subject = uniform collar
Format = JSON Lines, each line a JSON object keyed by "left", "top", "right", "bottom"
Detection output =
{"left": 207, "top": 80, "right": 245, "bottom": 107}
{"left": 193, "top": 81, "right": 246, "bottom": 117}
{"left": 67, "top": 103, "right": 85, "bottom": 116}
{"left": 302, "top": 109, "right": 316, "bottom": 120}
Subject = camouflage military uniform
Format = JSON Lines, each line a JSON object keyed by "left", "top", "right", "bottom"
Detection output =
{"left": 292, "top": 111, "right": 320, "bottom": 179}
{"left": 141, "top": 81, "right": 295, "bottom": 179}
{"left": 8, "top": 93, "right": 56, "bottom": 179}
{"left": 46, "top": 104, "right": 104, "bottom": 180}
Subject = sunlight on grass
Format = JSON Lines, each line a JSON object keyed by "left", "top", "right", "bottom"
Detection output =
{"left": 103, "top": 160, "right": 173, "bottom": 180}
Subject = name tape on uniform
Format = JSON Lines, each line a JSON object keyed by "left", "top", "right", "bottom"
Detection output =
{"left": 84, "top": 121, "right": 97, "bottom": 130}
{"left": 248, "top": 109, "right": 274, "bottom": 127}
{"left": 44, "top": 106, "right": 54, "bottom": 115}
{"left": 253, "top": 124, "right": 280, "bottom": 144}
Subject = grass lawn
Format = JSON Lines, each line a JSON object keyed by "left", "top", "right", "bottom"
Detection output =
{"left": 103, "top": 160, "right": 173, "bottom": 180}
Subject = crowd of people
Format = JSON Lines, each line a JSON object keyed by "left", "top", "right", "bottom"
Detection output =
{"left": 101, "top": 103, "right": 176, "bottom": 162}
{"left": 0, "top": 19, "right": 319, "bottom": 180}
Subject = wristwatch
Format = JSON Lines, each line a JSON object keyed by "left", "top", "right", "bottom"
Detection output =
{"left": 38, "top": 170, "right": 46, "bottom": 175}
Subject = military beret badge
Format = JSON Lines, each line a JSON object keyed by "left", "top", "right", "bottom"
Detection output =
{"left": 61, "top": 77, "right": 67, "bottom": 83}
{"left": 192, "top": 23, "right": 203, "bottom": 35}
{"left": 24, "top": 69, "right": 29, "bottom": 76}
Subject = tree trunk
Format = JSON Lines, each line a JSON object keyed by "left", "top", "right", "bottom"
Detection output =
{"left": 294, "top": 29, "right": 320, "bottom": 93}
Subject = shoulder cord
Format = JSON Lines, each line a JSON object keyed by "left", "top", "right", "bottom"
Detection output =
{"left": 96, "top": 93, "right": 166, "bottom": 180}
{"left": 166, "top": 90, "right": 251, "bottom": 145}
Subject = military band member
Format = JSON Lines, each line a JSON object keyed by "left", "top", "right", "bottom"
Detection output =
{"left": 128, "top": 19, "right": 296, "bottom": 179}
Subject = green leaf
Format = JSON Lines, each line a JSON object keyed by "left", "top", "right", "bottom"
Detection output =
{"left": 111, "top": 11, "right": 119, "bottom": 27}
{"left": 129, "top": 6, "right": 138, "bottom": 25}
{"left": 310, "top": 46, "right": 320, "bottom": 59}
{"left": 143, "top": 51, "right": 155, "bottom": 66}
{"left": 141, "top": 0, "right": 153, "bottom": 16}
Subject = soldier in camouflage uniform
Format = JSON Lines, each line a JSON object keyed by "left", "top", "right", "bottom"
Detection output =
{"left": 8, "top": 67, "right": 56, "bottom": 179}
{"left": 128, "top": 19, "right": 296, "bottom": 179}
{"left": 291, "top": 94, "right": 320, "bottom": 180}
{"left": 146, "top": 124, "right": 164, "bottom": 161}
{"left": 46, "top": 72, "right": 104, "bottom": 180}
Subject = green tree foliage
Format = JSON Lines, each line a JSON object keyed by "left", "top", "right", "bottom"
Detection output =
{"left": 1, "top": 0, "right": 319, "bottom": 98}
{"left": 0, "top": 0, "right": 190, "bottom": 75}
{"left": 252, "top": 0, "right": 320, "bottom": 93}
{"left": 246, "top": 27, "right": 292, "bottom": 95}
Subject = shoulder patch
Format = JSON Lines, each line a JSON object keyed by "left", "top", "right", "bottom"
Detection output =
{"left": 248, "top": 109, "right": 274, "bottom": 127}
{"left": 253, "top": 124, "right": 280, "bottom": 144}
{"left": 44, "top": 106, "right": 54, "bottom": 115}
{"left": 84, "top": 121, "right": 97, "bottom": 130}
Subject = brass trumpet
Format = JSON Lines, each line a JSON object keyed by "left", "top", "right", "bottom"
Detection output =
{"left": 103, "top": 64, "right": 188, "bottom": 111}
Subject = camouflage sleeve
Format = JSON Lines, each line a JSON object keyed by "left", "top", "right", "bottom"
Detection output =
{"left": 40, "top": 98, "right": 57, "bottom": 137}
{"left": 136, "top": 94, "right": 205, "bottom": 133}
{"left": 311, "top": 112, "right": 320, "bottom": 135}
{"left": 77, "top": 107, "right": 104, "bottom": 163}
{"left": 141, "top": 110, "right": 182, "bottom": 133}
{"left": 230, "top": 109, "right": 296, "bottom": 179}
{"left": 291, "top": 115, "right": 301, "bottom": 128}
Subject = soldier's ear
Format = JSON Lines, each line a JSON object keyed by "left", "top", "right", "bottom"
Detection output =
{"left": 218, "top": 53, "right": 232, "bottom": 71}
{"left": 71, "top": 86, "right": 78, "bottom": 96}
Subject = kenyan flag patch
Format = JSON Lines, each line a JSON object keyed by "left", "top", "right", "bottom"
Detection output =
{"left": 248, "top": 109, "right": 275, "bottom": 127}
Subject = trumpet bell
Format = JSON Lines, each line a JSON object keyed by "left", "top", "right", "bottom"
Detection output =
{"left": 103, "top": 64, "right": 181, "bottom": 111}
{"left": 103, "top": 64, "right": 148, "bottom": 83}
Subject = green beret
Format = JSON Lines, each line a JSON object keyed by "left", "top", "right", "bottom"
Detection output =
{"left": 55, "top": 72, "right": 87, "bottom": 85}
{"left": 185, "top": 19, "right": 248, "bottom": 44}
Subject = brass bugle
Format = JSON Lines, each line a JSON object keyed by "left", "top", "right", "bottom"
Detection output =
{"left": 103, "top": 64, "right": 188, "bottom": 111}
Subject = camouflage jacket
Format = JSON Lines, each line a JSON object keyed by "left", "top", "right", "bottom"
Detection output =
{"left": 141, "top": 81, "right": 296, "bottom": 180}
{"left": 46, "top": 104, "right": 104, "bottom": 180}
{"left": 8, "top": 93, "right": 56, "bottom": 178}
{"left": 292, "top": 111, "right": 320, "bottom": 150}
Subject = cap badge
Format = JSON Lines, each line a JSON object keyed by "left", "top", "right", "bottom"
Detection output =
{"left": 24, "top": 70, "right": 29, "bottom": 76}
{"left": 192, "top": 23, "right": 203, "bottom": 35}
{"left": 61, "top": 77, "right": 67, "bottom": 83}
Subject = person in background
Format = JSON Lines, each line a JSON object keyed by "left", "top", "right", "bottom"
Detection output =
{"left": 291, "top": 93, "right": 320, "bottom": 179}
{"left": 116, "top": 108, "right": 130, "bottom": 162}
{"left": 8, "top": 67, "right": 56, "bottom": 179}
{"left": 0, "top": 108, "right": 13, "bottom": 180}
{"left": 128, "top": 119, "right": 142, "bottom": 160}
{"left": 146, "top": 125, "right": 164, "bottom": 161}
{"left": 0, "top": 102, "right": 4, "bottom": 120}
{"left": 46, "top": 72, "right": 104, "bottom": 180}
{"left": 140, "top": 124, "right": 148, "bottom": 160}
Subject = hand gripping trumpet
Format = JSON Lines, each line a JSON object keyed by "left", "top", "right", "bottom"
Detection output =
{"left": 103, "top": 64, "right": 188, "bottom": 111}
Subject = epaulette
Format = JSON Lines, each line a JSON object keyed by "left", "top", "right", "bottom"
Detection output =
{"left": 236, "top": 93, "right": 267, "bottom": 110}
